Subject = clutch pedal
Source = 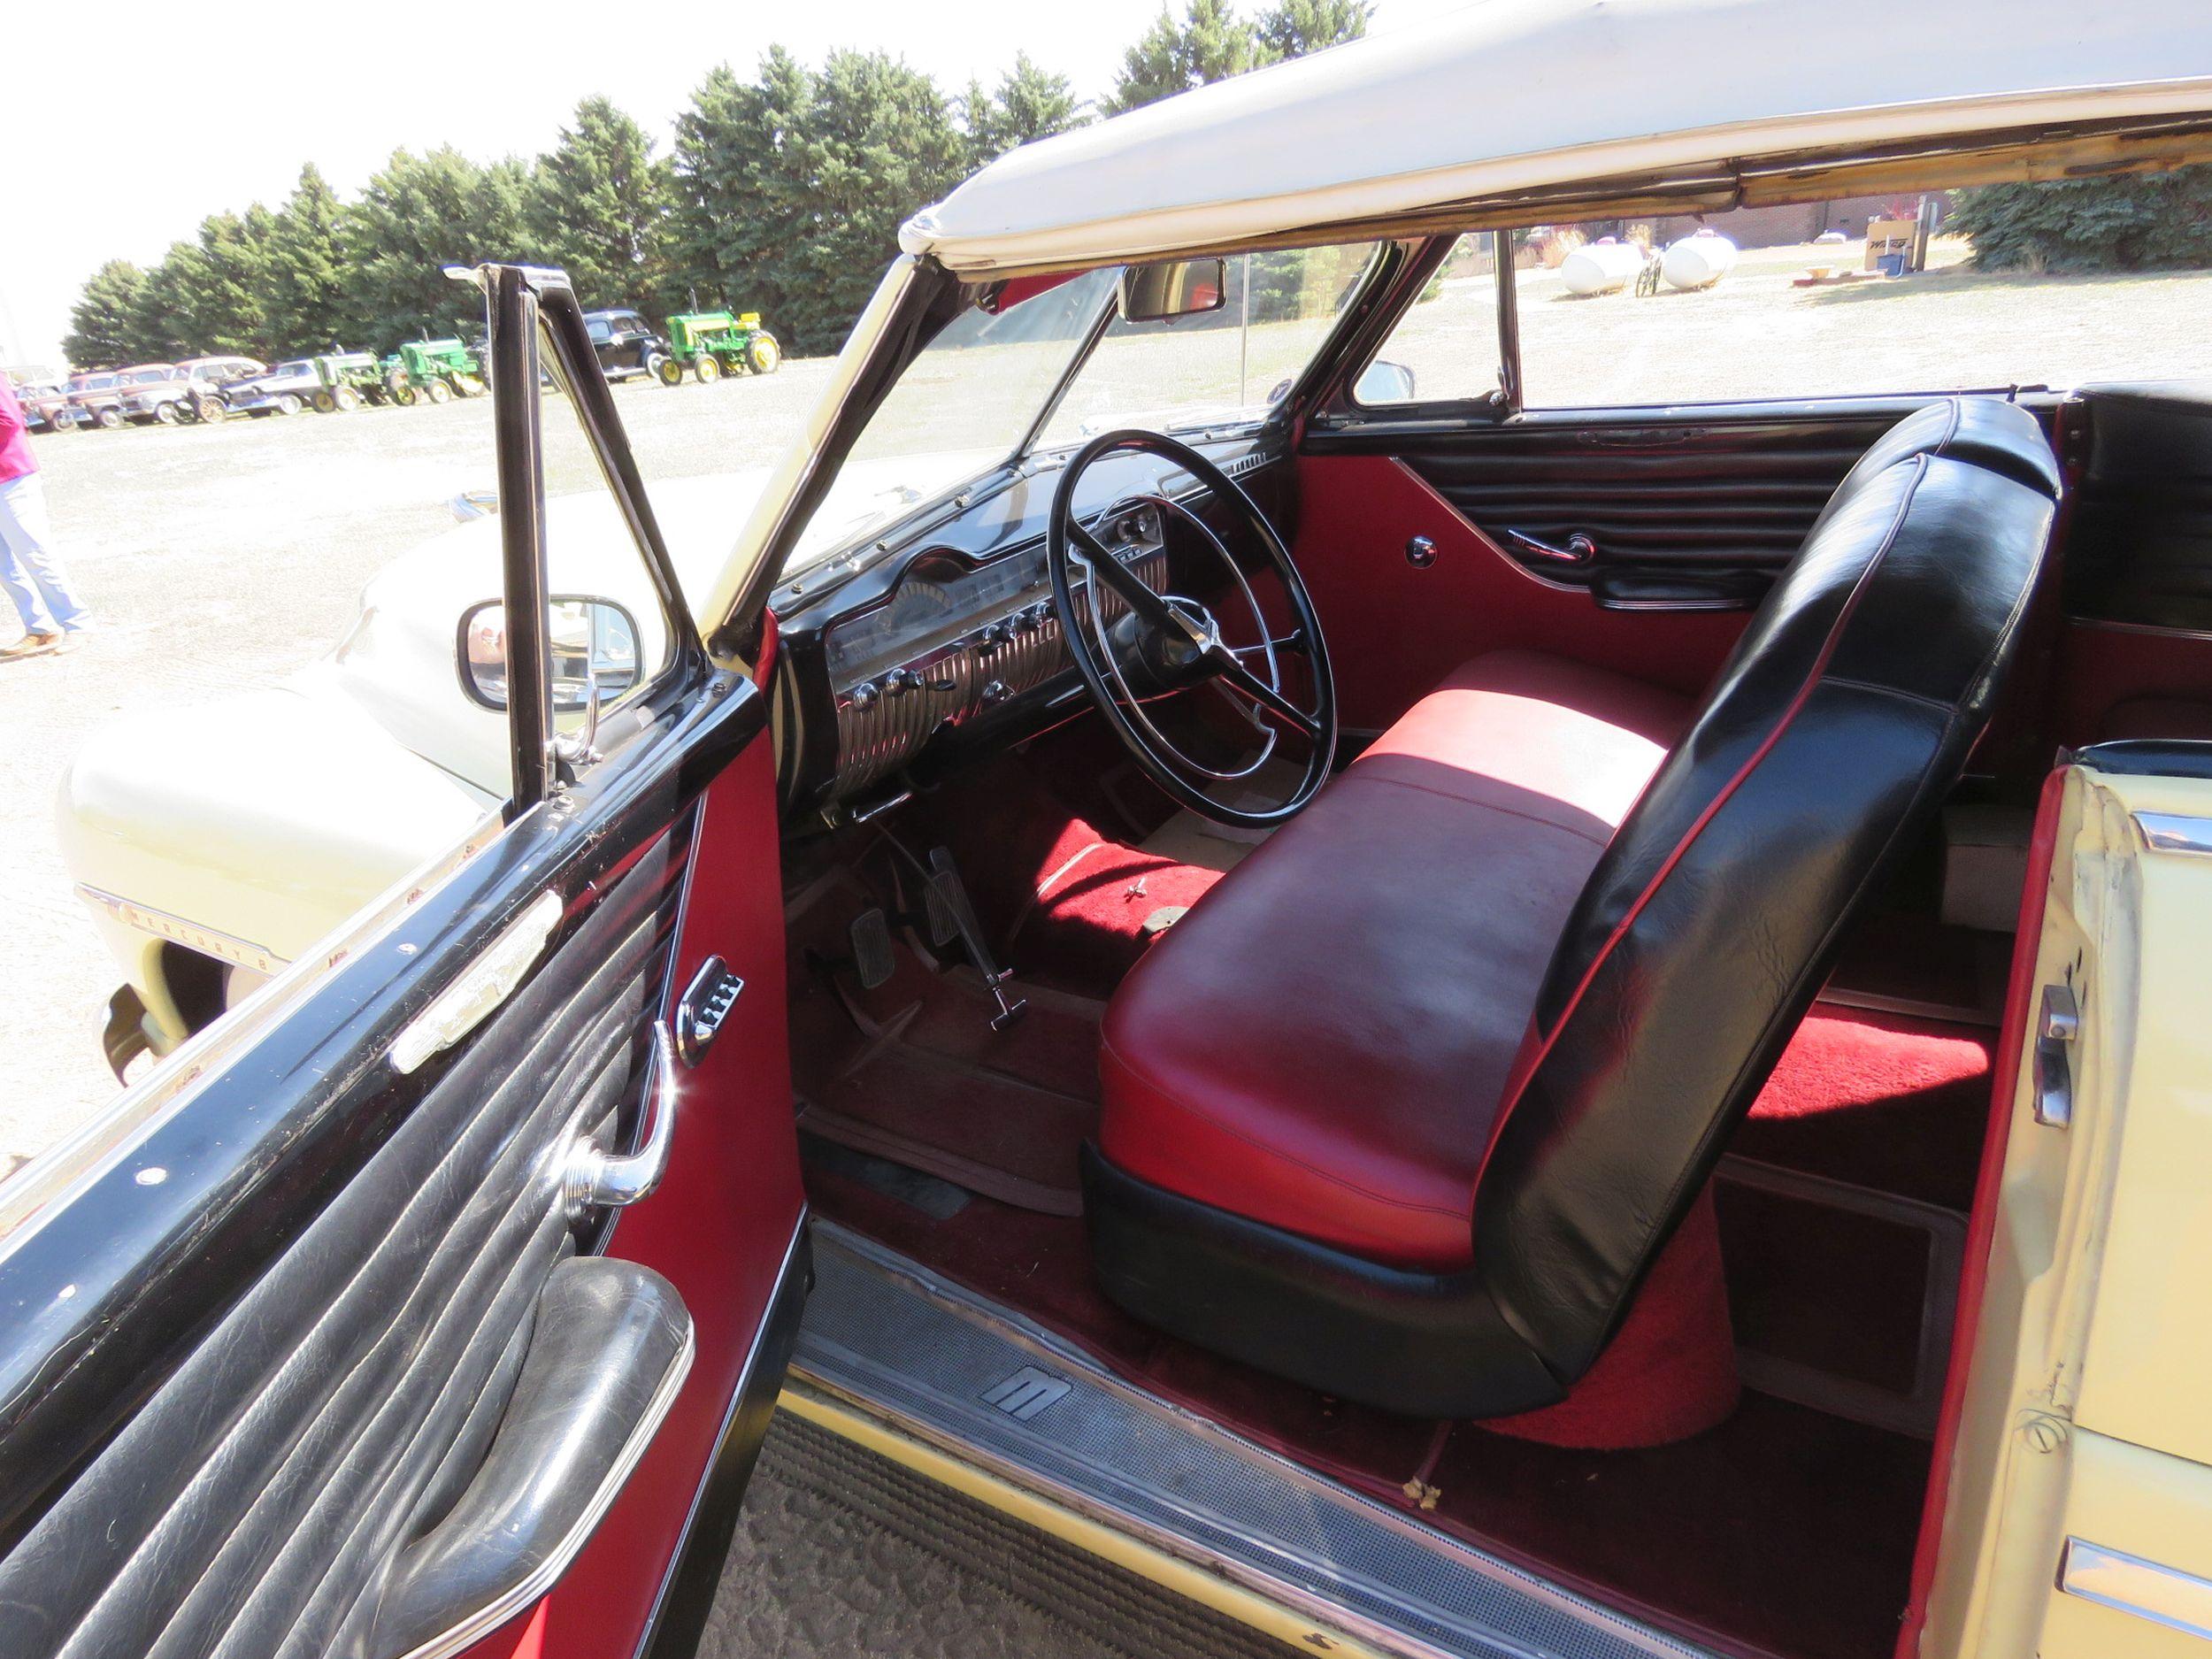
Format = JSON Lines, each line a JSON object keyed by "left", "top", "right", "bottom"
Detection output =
{"left": 849, "top": 909, "right": 895, "bottom": 991}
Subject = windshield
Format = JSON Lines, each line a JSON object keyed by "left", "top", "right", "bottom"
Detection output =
{"left": 783, "top": 244, "right": 1378, "bottom": 576}
{"left": 783, "top": 265, "right": 1119, "bottom": 572}
{"left": 1040, "top": 245, "right": 1378, "bottom": 446}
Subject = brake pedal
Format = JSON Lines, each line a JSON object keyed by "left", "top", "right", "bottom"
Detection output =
{"left": 849, "top": 908, "right": 895, "bottom": 991}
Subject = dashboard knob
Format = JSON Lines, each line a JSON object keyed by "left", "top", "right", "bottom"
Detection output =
{"left": 982, "top": 679, "right": 1010, "bottom": 705}
{"left": 882, "top": 668, "right": 914, "bottom": 696}
{"left": 849, "top": 680, "right": 879, "bottom": 710}
{"left": 979, "top": 621, "right": 1010, "bottom": 649}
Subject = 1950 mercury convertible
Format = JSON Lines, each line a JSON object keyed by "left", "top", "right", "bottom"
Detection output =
{"left": 13, "top": 4, "right": 2212, "bottom": 1656}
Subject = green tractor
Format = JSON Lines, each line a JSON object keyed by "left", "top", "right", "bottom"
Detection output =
{"left": 309, "top": 352, "right": 391, "bottom": 412}
{"left": 383, "top": 338, "right": 486, "bottom": 406}
{"left": 657, "top": 311, "right": 782, "bottom": 385}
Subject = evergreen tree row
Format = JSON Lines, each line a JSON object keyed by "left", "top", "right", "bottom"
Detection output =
{"left": 64, "top": 3, "right": 1370, "bottom": 370}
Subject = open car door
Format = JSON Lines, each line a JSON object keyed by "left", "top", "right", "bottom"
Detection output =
{"left": 0, "top": 266, "right": 803, "bottom": 1659}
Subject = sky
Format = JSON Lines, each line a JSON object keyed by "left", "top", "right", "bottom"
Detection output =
{"left": 1, "top": 0, "right": 1478, "bottom": 372}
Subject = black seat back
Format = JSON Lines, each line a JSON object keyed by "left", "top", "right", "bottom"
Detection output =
{"left": 1474, "top": 398, "right": 2060, "bottom": 1381}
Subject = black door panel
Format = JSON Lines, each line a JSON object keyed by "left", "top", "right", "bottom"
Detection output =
{"left": 2067, "top": 382, "right": 2212, "bottom": 629}
{"left": 1393, "top": 412, "right": 1905, "bottom": 596}
{"left": 0, "top": 698, "right": 734, "bottom": 1657}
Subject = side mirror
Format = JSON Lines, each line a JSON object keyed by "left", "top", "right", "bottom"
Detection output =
{"left": 1353, "top": 359, "right": 1418, "bottom": 403}
{"left": 458, "top": 596, "right": 642, "bottom": 713}
{"left": 1119, "top": 257, "right": 1227, "bottom": 324}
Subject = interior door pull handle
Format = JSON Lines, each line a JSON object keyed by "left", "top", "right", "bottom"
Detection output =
{"left": 567, "top": 1020, "right": 678, "bottom": 1212}
{"left": 368, "top": 1259, "right": 694, "bottom": 1659}
{"left": 1506, "top": 528, "right": 1596, "bottom": 565}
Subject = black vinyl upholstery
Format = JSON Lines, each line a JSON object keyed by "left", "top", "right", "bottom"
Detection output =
{"left": 0, "top": 845, "right": 679, "bottom": 1659}
{"left": 1087, "top": 398, "right": 2059, "bottom": 1416}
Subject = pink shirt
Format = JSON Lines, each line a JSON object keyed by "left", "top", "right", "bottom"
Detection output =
{"left": 0, "top": 377, "right": 36, "bottom": 483}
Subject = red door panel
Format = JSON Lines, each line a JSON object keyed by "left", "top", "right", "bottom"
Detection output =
{"left": 1292, "top": 453, "right": 1749, "bottom": 729}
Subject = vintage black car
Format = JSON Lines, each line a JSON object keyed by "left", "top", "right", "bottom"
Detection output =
{"left": 582, "top": 308, "right": 670, "bottom": 383}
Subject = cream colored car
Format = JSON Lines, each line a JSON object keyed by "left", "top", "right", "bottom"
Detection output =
{"left": 20, "top": 5, "right": 2212, "bottom": 1659}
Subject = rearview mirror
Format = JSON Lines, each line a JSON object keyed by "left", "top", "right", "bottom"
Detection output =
{"left": 458, "top": 596, "right": 642, "bottom": 712}
{"left": 1119, "top": 258, "right": 1227, "bottom": 324}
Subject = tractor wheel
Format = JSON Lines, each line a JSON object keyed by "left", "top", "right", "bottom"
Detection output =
{"left": 426, "top": 379, "right": 454, "bottom": 405}
{"left": 276, "top": 394, "right": 304, "bottom": 417}
{"left": 95, "top": 407, "right": 124, "bottom": 430}
{"left": 194, "top": 397, "right": 227, "bottom": 424}
{"left": 747, "top": 334, "right": 782, "bottom": 374}
{"left": 153, "top": 403, "right": 180, "bottom": 426}
{"left": 388, "top": 378, "right": 418, "bottom": 407}
{"left": 641, "top": 353, "right": 668, "bottom": 385}
{"left": 695, "top": 355, "right": 721, "bottom": 384}
{"left": 657, "top": 356, "right": 687, "bottom": 388}
{"left": 311, "top": 390, "right": 338, "bottom": 414}
{"left": 334, "top": 387, "right": 361, "bottom": 412}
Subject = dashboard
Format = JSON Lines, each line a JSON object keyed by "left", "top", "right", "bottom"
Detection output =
{"left": 774, "top": 434, "right": 1291, "bottom": 818}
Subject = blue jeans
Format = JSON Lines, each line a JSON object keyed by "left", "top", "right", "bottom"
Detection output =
{"left": 0, "top": 472, "right": 89, "bottom": 635}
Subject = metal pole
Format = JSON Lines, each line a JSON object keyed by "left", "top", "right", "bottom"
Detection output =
{"left": 1493, "top": 229, "right": 1522, "bottom": 413}
{"left": 1239, "top": 253, "right": 1250, "bottom": 405}
{"left": 490, "top": 267, "right": 553, "bottom": 814}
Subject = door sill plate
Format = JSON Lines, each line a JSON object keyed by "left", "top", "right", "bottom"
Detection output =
{"left": 790, "top": 1222, "right": 1717, "bottom": 1659}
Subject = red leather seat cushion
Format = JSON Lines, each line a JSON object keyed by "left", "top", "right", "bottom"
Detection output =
{"left": 1098, "top": 650, "right": 1692, "bottom": 1271}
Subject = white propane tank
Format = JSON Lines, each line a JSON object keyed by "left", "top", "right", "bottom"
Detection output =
{"left": 1662, "top": 228, "right": 1740, "bottom": 292}
{"left": 1559, "top": 238, "right": 1645, "bottom": 296}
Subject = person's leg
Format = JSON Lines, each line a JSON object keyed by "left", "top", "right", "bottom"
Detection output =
{"left": 0, "top": 480, "right": 60, "bottom": 637}
{"left": 0, "top": 473, "right": 88, "bottom": 633}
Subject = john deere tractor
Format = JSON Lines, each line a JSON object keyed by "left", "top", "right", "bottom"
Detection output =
{"left": 657, "top": 311, "right": 782, "bottom": 385}
{"left": 383, "top": 338, "right": 486, "bottom": 406}
{"left": 310, "top": 352, "right": 391, "bottom": 412}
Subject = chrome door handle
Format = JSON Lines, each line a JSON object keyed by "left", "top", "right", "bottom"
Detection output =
{"left": 1506, "top": 528, "right": 1597, "bottom": 565}
{"left": 566, "top": 1021, "right": 677, "bottom": 1212}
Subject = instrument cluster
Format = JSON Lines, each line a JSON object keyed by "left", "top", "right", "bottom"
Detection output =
{"left": 822, "top": 504, "right": 1165, "bottom": 802}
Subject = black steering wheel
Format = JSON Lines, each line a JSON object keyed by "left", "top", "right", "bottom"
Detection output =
{"left": 1047, "top": 430, "right": 1337, "bottom": 828}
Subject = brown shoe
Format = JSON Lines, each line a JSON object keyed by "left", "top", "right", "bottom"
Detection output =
{"left": 0, "top": 632, "right": 61, "bottom": 660}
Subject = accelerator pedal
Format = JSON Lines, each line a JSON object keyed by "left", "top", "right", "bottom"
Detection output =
{"left": 849, "top": 908, "right": 895, "bottom": 991}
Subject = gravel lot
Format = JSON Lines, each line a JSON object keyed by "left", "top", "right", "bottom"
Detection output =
{"left": 0, "top": 364, "right": 831, "bottom": 1174}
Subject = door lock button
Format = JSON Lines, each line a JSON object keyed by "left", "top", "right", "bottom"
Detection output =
{"left": 674, "top": 956, "right": 745, "bottom": 1068}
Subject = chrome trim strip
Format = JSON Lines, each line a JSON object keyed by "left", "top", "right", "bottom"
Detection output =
{"left": 73, "top": 883, "right": 288, "bottom": 974}
{"left": 2134, "top": 811, "right": 2212, "bottom": 856}
{"left": 396, "top": 1312, "right": 698, "bottom": 1659}
{"left": 2060, "top": 1537, "right": 2212, "bottom": 1643}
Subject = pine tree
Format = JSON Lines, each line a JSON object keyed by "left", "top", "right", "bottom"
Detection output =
{"left": 1952, "top": 168, "right": 2212, "bottom": 272}
{"left": 62, "top": 260, "right": 151, "bottom": 368}
{"left": 144, "top": 211, "right": 279, "bottom": 358}
{"left": 781, "top": 50, "right": 972, "bottom": 354}
{"left": 531, "top": 97, "right": 672, "bottom": 311}
{"left": 667, "top": 51, "right": 818, "bottom": 326}
{"left": 265, "top": 164, "right": 355, "bottom": 353}
{"left": 1255, "top": 0, "right": 1371, "bottom": 62}
{"left": 1104, "top": 0, "right": 1258, "bottom": 114}
{"left": 346, "top": 147, "right": 541, "bottom": 348}
{"left": 964, "top": 52, "right": 1083, "bottom": 163}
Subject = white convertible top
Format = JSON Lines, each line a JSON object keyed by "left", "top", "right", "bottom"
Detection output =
{"left": 902, "top": 0, "right": 2212, "bottom": 276}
